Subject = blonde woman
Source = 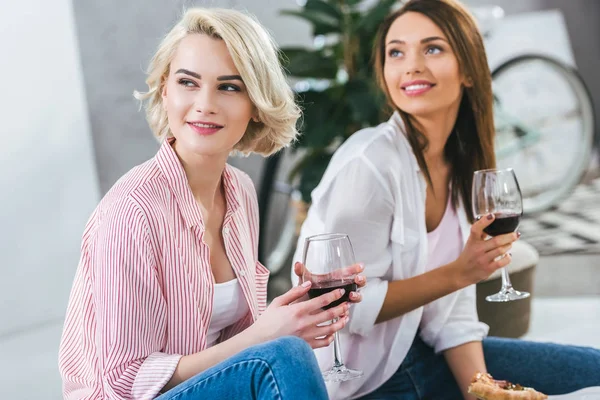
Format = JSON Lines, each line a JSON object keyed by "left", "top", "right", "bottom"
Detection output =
{"left": 58, "top": 8, "right": 364, "bottom": 400}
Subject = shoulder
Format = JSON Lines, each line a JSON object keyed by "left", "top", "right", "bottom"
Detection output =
{"left": 316, "top": 115, "right": 409, "bottom": 193}
{"left": 226, "top": 164, "right": 257, "bottom": 201}
{"left": 332, "top": 115, "right": 408, "bottom": 174}
{"left": 91, "top": 159, "right": 163, "bottom": 236}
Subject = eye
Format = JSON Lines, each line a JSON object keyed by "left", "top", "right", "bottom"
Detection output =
{"left": 178, "top": 78, "right": 197, "bottom": 88}
{"left": 425, "top": 45, "right": 442, "bottom": 55}
{"left": 219, "top": 83, "right": 241, "bottom": 92}
{"left": 388, "top": 49, "right": 403, "bottom": 58}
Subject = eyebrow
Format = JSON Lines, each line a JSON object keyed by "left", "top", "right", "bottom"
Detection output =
{"left": 174, "top": 68, "right": 243, "bottom": 82}
{"left": 386, "top": 36, "right": 447, "bottom": 46}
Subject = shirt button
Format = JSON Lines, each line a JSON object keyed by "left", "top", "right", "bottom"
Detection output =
{"left": 223, "top": 227, "right": 230, "bottom": 235}
{"left": 238, "top": 270, "right": 246, "bottom": 277}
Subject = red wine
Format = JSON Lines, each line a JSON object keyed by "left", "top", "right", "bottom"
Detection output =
{"left": 482, "top": 213, "right": 521, "bottom": 236}
{"left": 308, "top": 281, "right": 357, "bottom": 310}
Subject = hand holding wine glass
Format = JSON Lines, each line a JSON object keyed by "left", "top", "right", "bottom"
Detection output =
{"left": 454, "top": 214, "right": 519, "bottom": 285}
{"left": 471, "top": 168, "right": 529, "bottom": 302}
{"left": 301, "top": 233, "right": 364, "bottom": 382}
{"left": 250, "top": 280, "right": 351, "bottom": 349}
{"left": 293, "top": 261, "right": 367, "bottom": 305}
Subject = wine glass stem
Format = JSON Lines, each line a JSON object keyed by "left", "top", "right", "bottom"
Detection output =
{"left": 500, "top": 266, "right": 513, "bottom": 291}
{"left": 332, "top": 318, "right": 344, "bottom": 368}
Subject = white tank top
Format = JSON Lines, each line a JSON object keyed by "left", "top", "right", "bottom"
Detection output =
{"left": 426, "top": 194, "right": 463, "bottom": 271}
{"left": 206, "top": 278, "right": 250, "bottom": 348}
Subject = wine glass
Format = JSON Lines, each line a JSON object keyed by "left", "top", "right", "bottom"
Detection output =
{"left": 472, "top": 168, "right": 530, "bottom": 302}
{"left": 301, "top": 233, "right": 364, "bottom": 382}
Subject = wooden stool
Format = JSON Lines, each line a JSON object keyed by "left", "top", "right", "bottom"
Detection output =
{"left": 476, "top": 240, "right": 539, "bottom": 338}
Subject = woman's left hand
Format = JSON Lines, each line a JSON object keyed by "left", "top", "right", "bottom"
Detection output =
{"left": 293, "top": 261, "right": 366, "bottom": 304}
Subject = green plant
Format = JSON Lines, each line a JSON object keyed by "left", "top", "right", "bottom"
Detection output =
{"left": 279, "top": 0, "right": 397, "bottom": 202}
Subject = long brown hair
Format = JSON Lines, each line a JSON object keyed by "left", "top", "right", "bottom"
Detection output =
{"left": 373, "top": 0, "right": 495, "bottom": 223}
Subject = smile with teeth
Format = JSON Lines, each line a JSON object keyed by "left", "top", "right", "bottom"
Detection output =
{"left": 404, "top": 84, "right": 433, "bottom": 92}
{"left": 190, "top": 122, "right": 222, "bottom": 128}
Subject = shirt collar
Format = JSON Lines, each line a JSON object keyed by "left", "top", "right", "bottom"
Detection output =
{"left": 390, "top": 111, "right": 421, "bottom": 173}
{"left": 155, "top": 137, "right": 241, "bottom": 229}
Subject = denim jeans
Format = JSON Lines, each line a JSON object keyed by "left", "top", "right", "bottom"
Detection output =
{"left": 358, "top": 335, "right": 600, "bottom": 399}
{"left": 156, "top": 336, "right": 328, "bottom": 400}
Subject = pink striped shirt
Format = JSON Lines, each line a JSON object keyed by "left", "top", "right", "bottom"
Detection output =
{"left": 58, "top": 138, "right": 269, "bottom": 399}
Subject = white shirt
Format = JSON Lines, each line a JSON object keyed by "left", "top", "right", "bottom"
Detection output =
{"left": 292, "top": 112, "right": 489, "bottom": 400}
{"left": 206, "top": 278, "right": 250, "bottom": 348}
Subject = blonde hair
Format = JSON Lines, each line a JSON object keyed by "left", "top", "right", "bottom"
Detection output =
{"left": 134, "top": 8, "right": 300, "bottom": 156}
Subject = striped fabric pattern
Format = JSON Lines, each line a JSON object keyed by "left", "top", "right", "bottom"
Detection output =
{"left": 58, "top": 138, "right": 269, "bottom": 399}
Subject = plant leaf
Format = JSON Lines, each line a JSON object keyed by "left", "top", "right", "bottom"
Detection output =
{"left": 305, "top": 0, "right": 342, "bottom": 21}
{"left": 344, "top": 79, "right": 381, "bottom": 124}
{"left": 355, "top": 0, "right": 396, "bottom": 34}
{"left": 296, "top": 89, "right": 347, "bottom": 149}
{"left": 280, "top": 47, "right": 338, "bottom": 79}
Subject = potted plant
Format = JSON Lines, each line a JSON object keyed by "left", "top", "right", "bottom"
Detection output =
{"left": 257, "top": 0, "right": 397, "bottom": 268}
{"left": 280, "top": 0, "right": 397, "bottom": 203}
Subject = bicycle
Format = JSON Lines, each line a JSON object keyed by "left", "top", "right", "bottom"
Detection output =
{"left": 258, "top": 5, "right": 597, "bottom": 277}
{"left": 474, "top": 6, "right": 596, "bottom": 214}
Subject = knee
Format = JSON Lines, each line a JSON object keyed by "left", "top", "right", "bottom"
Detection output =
{"left": 269, "top": 336, "right": 314, "bottom": 361}
{"left": 256, "top": 336, "right": 318, "bottom": 372}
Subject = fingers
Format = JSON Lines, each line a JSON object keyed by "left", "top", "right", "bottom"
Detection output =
{"left": 491, "top": 252, "right": 512, "bottom": 271}
{"left": 354, "top": 274, "right": 367, "bottom": 289}
{"left": 349, "top": 291, "right": 362, "bottom": 303}
{"left": 301, "top": 286, "right": 346, "bottom": 313}
{"left": 470, "top": 213, "right": 495, "bottom": 239}
{"left": 482, "top": 232, "right": 519, "bottom": 252}
{"left": 313, "top": 263, "right": 364, "bottom": 282}
{"left": 271, "top": 280, "right": 311, "bottom": 307}
{"left": 307, "top": 316, "right": 350, "bottom": 348}
{"left": 293, "top": 262, "right": 312, "bottom": 283}
{"left": 341, "top": 263, "right": 364, "bottom": 278}
{"left": 486, "top": 244, "right": 512, "bottom": 262}
{"left": 309, "top": 301, "right": 349, "bottom": 325}
{"left": 308, "top": 334, "right": 335, "bottom": 349}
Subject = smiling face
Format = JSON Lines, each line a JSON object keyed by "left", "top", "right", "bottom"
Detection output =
{"left": 383, "top": 11, "right": 470, "bottom": 119}
{"left": 161, "top": 33, "right": 256, "bottom": 159}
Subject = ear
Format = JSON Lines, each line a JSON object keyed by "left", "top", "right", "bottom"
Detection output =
{"left": 251, "top": 107, "right": 260, "bottom": 123}
{"left": 463, "top": 76, "right": 473, "bottom": 88}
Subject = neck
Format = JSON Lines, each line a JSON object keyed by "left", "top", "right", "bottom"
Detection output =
{"left": 172, "top": 140, "right": 228, "bottom": 212}
{"left": 412, "top": 104, "right": 460, "bottom": 170}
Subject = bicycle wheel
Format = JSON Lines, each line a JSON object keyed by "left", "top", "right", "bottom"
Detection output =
{"left": 257, "top": 147, "right": 303, "bottom": 278}
{"left": 492, "top": 54, "right": 595, "bottom": 214}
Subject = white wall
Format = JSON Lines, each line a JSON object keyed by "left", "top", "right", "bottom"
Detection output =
{"left": 0, "top": 0, "right": 99, "bottom": 337}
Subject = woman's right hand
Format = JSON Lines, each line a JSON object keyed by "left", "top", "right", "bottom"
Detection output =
{"left": 454, "top": 213, "right": 520, "bottom": 286}
{"left": 249, "top": 282, "right": 349, "bottom": 349}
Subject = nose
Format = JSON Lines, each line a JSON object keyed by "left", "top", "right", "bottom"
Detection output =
{"left": 194, "top": 86, "right": 218, "bottom": 115}
{"left": 403, "top": 51, "right": 425, "bottom": 76}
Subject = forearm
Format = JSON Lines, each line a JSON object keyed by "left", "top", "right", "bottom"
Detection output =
{"left": 163, "top": 326, "right": 262, "bottom": 391}
{"left": 376, "top": 261, "right": 464, "bottom": 324}
{"left": 444, "top": 341, "right": 487, "bottom": 400}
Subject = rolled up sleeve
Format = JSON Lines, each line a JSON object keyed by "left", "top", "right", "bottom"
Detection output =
{"left": 420, "top": 284, "right": 489, "bottom": 354}
{"left": 93, "top": 198, "right": 181, "bottom": 399}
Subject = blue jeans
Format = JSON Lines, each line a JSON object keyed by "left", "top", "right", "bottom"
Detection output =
{"left": 358, "top": 335, "right": 600, "bottom": 399}
{"left": 156, "top": 336, "right": 328, "bottom": 400}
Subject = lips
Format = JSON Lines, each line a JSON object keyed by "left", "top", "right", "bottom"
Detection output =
{"left": 401, "top": 80, "right": 435, "bottom": 96}
{"left": 187, "top": 121, "right": 224, "bottom": 136}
